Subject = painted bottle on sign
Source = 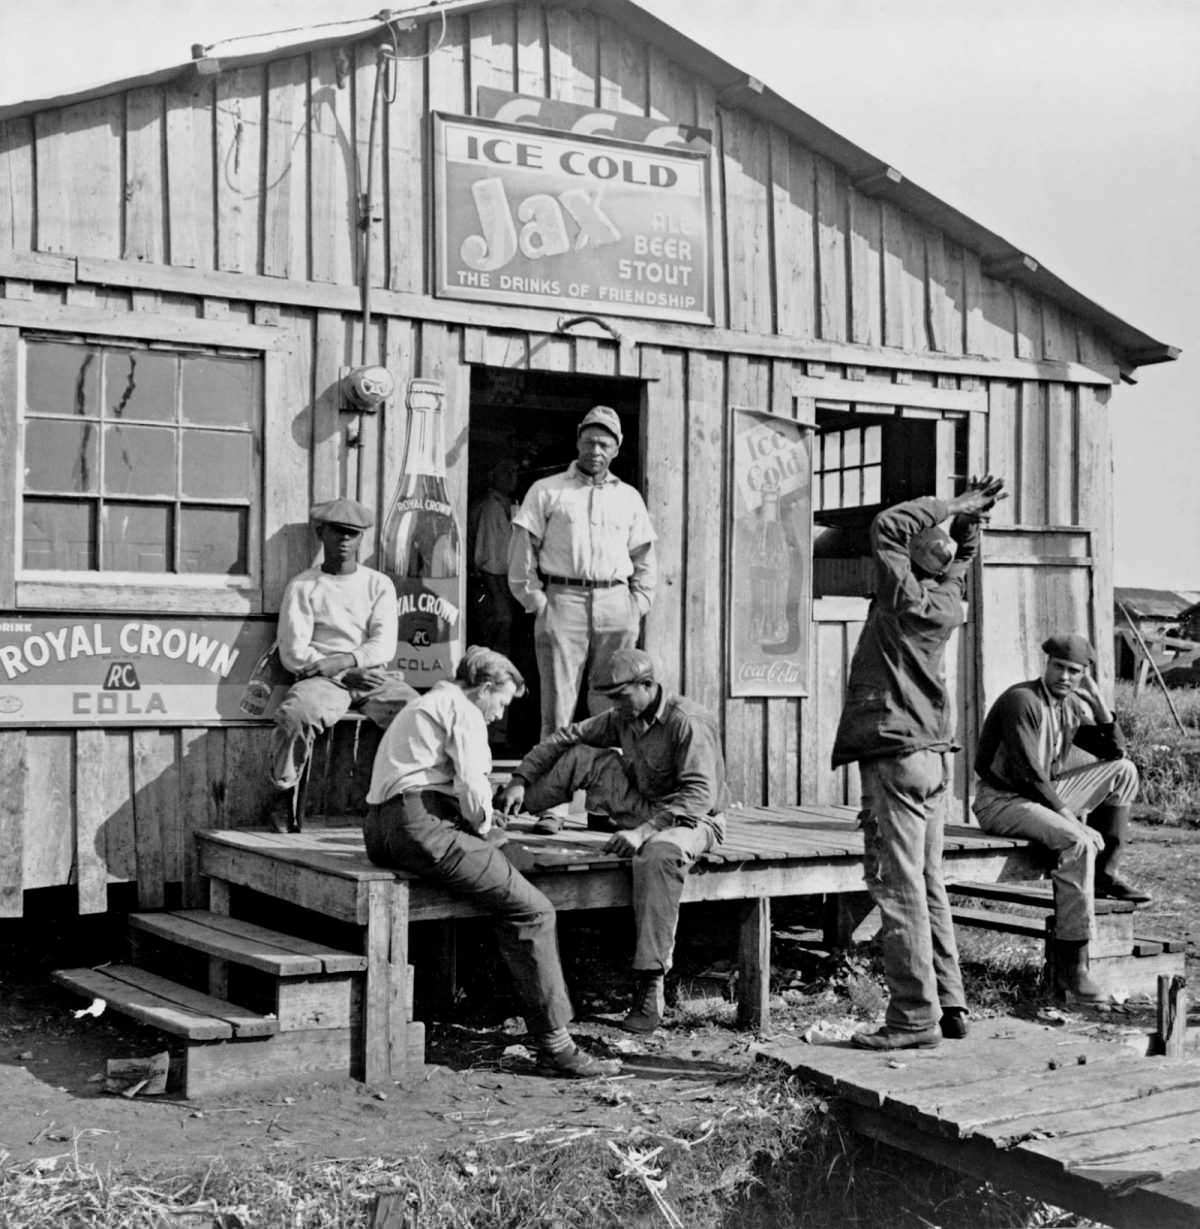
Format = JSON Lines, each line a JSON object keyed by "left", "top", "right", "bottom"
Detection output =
{"left": 379, "top": 379, "right": 462, "bottom": 688}
{"left": 238, "top": 643, "right": 292, "bottom": 716}
{"left": 750, "top": 479, "right": 789, "bottom": 645}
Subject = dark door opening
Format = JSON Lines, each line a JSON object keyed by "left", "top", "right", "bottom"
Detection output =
{"left": 467, "top": 366, "right": 643, "bottom": 756}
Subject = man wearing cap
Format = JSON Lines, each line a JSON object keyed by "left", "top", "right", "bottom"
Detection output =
{"left": 973, "top": 633, "right": 1146, "bottom": 1000}
{"left": 832, "top": 476, "right": 1006, "bottom": 1051}
{"left": 494, "top": 648, "right": 727, "bottom": 1035}
{"left": 263, "top": 497, "right": 402, "bottom": 832}
{"left": 508, "top": 406, "right": 658, "bottom": 764}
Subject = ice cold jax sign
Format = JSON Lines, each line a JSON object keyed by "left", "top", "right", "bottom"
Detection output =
{"left": 435, "top": 116, "right": 712, "bottom": 324}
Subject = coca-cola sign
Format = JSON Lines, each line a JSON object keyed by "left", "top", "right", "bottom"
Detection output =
{"left": 729, "top": 409, "right": 811, "bottom": 698}
{"left": 433, "top": 113, "right": 713, "bottom": 325}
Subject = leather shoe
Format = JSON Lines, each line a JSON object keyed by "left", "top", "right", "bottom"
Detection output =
{"left": 535, "top": 1045, "right": 621, "bottom": 1078}
{"left": 1095, "top": 875, "right": 1151, "bottom": 905}
{"left": 940, "top": 1007, "right": 969, "bottom": 1039}
{"left": 851, "top": 1025, "right": 941, "bottom": 1051}
{"left": 264, "top": 790, "right": 296, "bottom": 833}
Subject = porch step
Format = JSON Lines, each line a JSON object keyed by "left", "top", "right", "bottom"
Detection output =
{"left": 951, "top": 906, "right": 1045, "bottom": 939}
{"left": 52, "top": 964, "right": 278, "bottom": 1041}
{"left": 129, "top": 910, "right": 367, "bottom": 975}
{"left": 948, "top": 881, "right": 1137, "bottom": 914}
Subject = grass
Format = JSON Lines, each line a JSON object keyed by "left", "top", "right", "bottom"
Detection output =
{"left": 0, "top": 1070, "right": 1089, "bottom": 1229}
{"left": 1114, "top": 679, "right": 1200, "bottom": 824}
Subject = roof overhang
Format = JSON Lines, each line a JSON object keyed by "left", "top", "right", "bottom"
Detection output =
{"left": 0, "top": 0, "right": 1178, "bottom": 371}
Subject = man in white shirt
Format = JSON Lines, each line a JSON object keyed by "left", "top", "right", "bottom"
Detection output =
{"left": 508, "top": 406, "right": 657, "bottom": 831}
{"left": 364, "top": 646, "right": 620, "bottom": 1079}
{"left": 265, "top": 498, "right": 402, "bottom": 832}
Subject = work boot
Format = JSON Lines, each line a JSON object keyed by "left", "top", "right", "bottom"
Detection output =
{"left": 620, "top": 973, "right": 665, "bottom": 1034}
{"left": 1052, "top": 939, "right": 1105, "bottom": 1002}
{"left": 264, "top": 788, "right": 297, "bottom": 833}
{"left": 851, "top": 1024, "right": 941, "bottom": 1051}
{"left": 1088, "top": 804, "right": 1152, "bottom": 904}
{"left": 940, "top": 1007, "right": 970, "bottom": 1040}
{"left": 535, "top": 1044, "right": 621, "bottom": 1079}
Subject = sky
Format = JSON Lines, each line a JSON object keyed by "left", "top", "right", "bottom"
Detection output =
{"left": 1, "top": 0, "right": 1196, "bottom": 589}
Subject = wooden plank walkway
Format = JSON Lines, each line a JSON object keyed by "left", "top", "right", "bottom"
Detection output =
{"left": 196, "top": 806, "right": 1040, "bottom": 1083}
{"left": 766, "top": 1017, "right": 1200, "bottom": 1229}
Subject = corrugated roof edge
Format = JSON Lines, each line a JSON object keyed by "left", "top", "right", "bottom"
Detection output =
{"left": 0, "top": 0, "right": 1179, "bottom": 370}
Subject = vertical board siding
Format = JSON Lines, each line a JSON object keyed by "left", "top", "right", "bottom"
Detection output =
{"left": 1077, "top": 384, "right": 1115, "bottom": 684}
{"left": 34, "top": 95, "right": 123, "bottom": 256}
{"left": 722, "top": 107, "right": 772, "bottom": 334}
{"left": 0, "top": 117, "right": 35, "bottom": 249}
{"left": 598, "top": 23, "right": 648, "bottom": 115}
{"left": 771, "top": 131, "right": 816, "bottom": 342}
{"left": 215, "top": 65, "right": 265, "bottom": 275}
{"left": 355, "top": 43, "right": 389, "bottom": 290}
{"left": 264, "top": 55, "right": 311, "bottom": 281}
{"left": 165, "top": 76, "right": 216, "bottom": 270}
{"left": 642, "top": 347, "right": 686, "bottom": 692}
{"left": 516, "top": 4, "right": 549, "bottom": 96}
{"left": 547, "top": 5, "right": 599, "bottom": 105}
{"left": 123, "top": 87, "right": 166, "bottom": 263}
{"left": 24, "top": 731, "right": 75, "bottom": 889}
{"left": 814, "top": 156, "right": 847, "bottom": 343}
{"left": 310, "top": 50, "right": 356, "bottom": 285}
{"left": 847, "top": 187, "right": 881, "bottom": 347}
{"left": 470, "top": 4, "right": 519, "bottom": 102}
{"left": 386, "top": 25, "right": 428, "bottom": 294}
{"left": 1017, "top": 381, "right": 1048, "bottom": 525}
{"left": 0, "top": 732, "right": 26, "bottom": 916}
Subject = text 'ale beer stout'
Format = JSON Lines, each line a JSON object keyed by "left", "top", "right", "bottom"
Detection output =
{"left": 380, "top": 379, "right": 462, "bottom": 687}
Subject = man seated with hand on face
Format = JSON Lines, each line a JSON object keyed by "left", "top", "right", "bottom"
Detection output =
{"left": 973, "top": 633, "right": 1147, "bottom": 1002}
{"left": 363, "top": 646, "right": 620, "bottom": 1080}
{"left": 495, "top": 649, "right": 727, "bottom": 1035}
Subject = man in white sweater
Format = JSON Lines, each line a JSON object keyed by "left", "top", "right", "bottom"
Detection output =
{"left": 265, "top": 498, "right": 400, "bottom": 831}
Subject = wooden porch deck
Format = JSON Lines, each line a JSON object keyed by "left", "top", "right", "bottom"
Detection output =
{"left": 196, "top": 805, "right": 1039, "bottom": 1084}
{"left": 766, "top": 1017, "right": 1200, "bottom": 1229}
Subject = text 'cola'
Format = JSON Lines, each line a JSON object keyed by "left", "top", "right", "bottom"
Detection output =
{"left": 379, "top": 378, "right": 462, "bottom": 687}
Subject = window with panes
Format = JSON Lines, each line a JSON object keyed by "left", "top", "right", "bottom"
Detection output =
{"left": 22, "top": 337, "right": 262, "bottom": 579}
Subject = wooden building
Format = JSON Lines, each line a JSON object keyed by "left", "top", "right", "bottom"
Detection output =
{"left": 0, "top": 0, "right": 1177, "bottom": 920}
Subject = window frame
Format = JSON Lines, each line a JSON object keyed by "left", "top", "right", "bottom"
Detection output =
{"left": 0, "top": 311, "right": 287, "bottom": 616}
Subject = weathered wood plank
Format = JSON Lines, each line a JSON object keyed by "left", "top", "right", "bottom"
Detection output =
{"left": 1017, "top": 381, "right": 1048, "bottom": 525}
{"left": 737, "top": 898, "right": 771, "bottom": 1028}
{"left": 132, "top": 729, "right": 178, "bottom": 906}
{"left": 310, "top": 49, "right": 356, "bottom": 286}
{"left": 469, "top": 3, "right": 517, "bottom": 102}
{"left": 312, "top": 310, "right": 346, "bottom": 505}
{"left": 428, "top": 12, "right": 470, "bottom": 114}
{"left": 815, "top": 156, "right": 847, "bottom": 343}
{"left": 547, "top": 5, "right": 598, "bottom": 105}
{"left": 979, "top": 275, "right": 1016, "bottom": 360}
{"left": 598, "top": 20, "right": 648, "bottom": 116}
{"left": 769, "top": 130, "right": 814, "bottom": 342}
{"left": 124, "top": 86, "right": 166, "bottom": 264}
{"left": 0, "top": 327, "right": 17, "bottom": 605}
{"left": 264, "top": 55, "right": 310, "bottom": 281}
{"left": 74, "top": 730, "right": 111, "bottom": 914}
{"left": 215, "top": 65, "right": 265, "bottom": 275}
{"left": 165, "top": 76, "right": 216, "bottom": 269}
{"left": 1014, "top": 286, "right": 1042, "bottom": 361}
{"left": 34, "top": 95, "right": 123, "bottom": 256}
{"left": 985, "top": 379, "right": 1019, "bottom": 527}
{"left": 1077, "top": 384, "right": 1115, "bottom": 683}
{"left": 516, "top": 3, "right": 549, "bottom": 97}
{"left": 386, "top": 26, "right": 428, "bottom": 293}
{"left": 723, "top": 106, "right": 772, "bottom": 335}
{"left": 1045, "top": 382, "right": 1075, "bottom": 526}
{"left": 848, "top": 187, "right": 881, "bottom": 347}
{"left": 0, "top": 117, "right": 34, "bottom": 249}
{"left": 684, "top": 351, "right": 725, "bottom": 722}
{"left": 130, "top": 911, "right": 322, "bottom": 976}
{"left": 962, "top": 248, "right": 985, "bottom": 356}
{"left": 880, "top": 201, "right": 907, "bottom": 351}
{"left": 355, "top": 42, "right": 387, "bottom": 291}
{"left": 178, "top": 728, "right": 213, "bottom": 907}
{"left": 643, "top": 347, "right": 685, "bottom": 693}
{"left": 0, "top": 731, "right": 26, "bottom": 916}
{"left": 23, "top": 731, "right": 73, "bottom": 891}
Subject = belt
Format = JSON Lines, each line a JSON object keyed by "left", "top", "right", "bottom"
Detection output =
{"left": 542, "top": 574, "right": 625, "bottom": 589}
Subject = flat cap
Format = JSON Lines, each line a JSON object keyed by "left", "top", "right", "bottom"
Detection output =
{"left": 1041, "top": 633, "right": 1094, "bottom": 666}
{"left": 311, "top": 497, "right": 373, "bottom": 530}
{"left": 577, "top": 404, "right": 623, "bottom": 446}
{"left": 592, "top": 647, "right": 656, "bottom": 693}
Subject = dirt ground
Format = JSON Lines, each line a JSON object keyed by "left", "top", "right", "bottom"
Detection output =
{"left": 1, "top": 819, "right": 1196, "bottom": 1179}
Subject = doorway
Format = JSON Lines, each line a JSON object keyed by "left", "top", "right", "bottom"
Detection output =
{"left": 466, "top": 366, "right": 643, "bottom": 756}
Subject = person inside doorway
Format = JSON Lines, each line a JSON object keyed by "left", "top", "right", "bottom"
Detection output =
{"left": 507, "top": 405, "right": 657, "bottom": 832}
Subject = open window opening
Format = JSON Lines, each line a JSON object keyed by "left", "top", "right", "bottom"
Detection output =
{"left": 812, "top": 408, "right": 966, "bottom": 599}
{"left": 466, "top": 365, "right": 642, "bottom": 755}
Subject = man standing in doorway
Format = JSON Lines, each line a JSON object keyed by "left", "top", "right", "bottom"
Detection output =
{"left": 263, "top": 498, "right": 401, "bottom": 833}
{"left": 468, "top": 456, "right": 520, "bottom": 659}
{"left": 508, "top": 406, "right": 657, "bottom": 830}
{"left": 973, "top": 633, "right": 1146, "bottom": 1001}
{"left": 495, "top": 648, "right": 727, "bottom": 1035}
{"left": 832, "top": 476, "right": 1005, "bottom": 1050}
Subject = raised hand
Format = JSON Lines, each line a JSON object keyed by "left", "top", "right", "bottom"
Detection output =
{"left": 949, "top": 474, "right": 1008, "bottom": 520}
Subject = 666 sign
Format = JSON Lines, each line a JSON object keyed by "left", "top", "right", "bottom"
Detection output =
{"left": 433, "top": 113, "right": 713, "bottom": 325}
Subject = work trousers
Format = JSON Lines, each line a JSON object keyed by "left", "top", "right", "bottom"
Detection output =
{"left": 363, "top": 790, "right": 574, "bottom": 1036}
{"left": 859, "top": 750, "right": 965, "bottom": 1033}
{"left": 269, "top": 674, "right": 410, "bottom": 790}
{"left": 972, "top": 758, "right": 1139, "bottom": 942}
{"left": 522, "top": 745, "right": 719, "bottom": 973}
{"left": 534, "top": 584, "right": 641, "bottom": 735}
